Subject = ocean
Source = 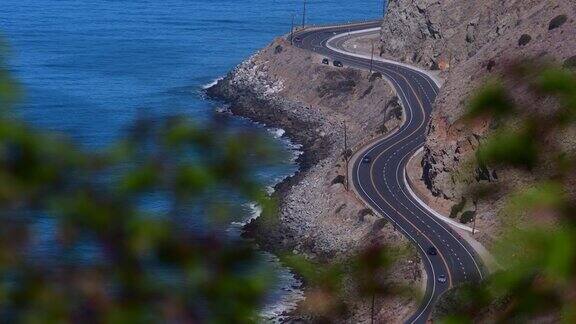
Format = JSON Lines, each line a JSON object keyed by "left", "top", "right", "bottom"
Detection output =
{"left": 0, "top": 0, "right": 384, "bottom": 320}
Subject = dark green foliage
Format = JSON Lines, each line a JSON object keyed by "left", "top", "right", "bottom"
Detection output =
{"left": 459, "top": 61, "right": 576, "bottom": 322}
{"left": 0, "top": 45, "right": 414, "bottom": 323}
{"left": 282, "top": 242, "right": 399, "bottom": 322}
{"left": 548, "top": 15, "right": 567, "bottom": 30}
{"left": 536, "top": 67, "right": 576, "bottom": 95}
{"left": 564, "top": 56, "right": 576, "bottom": 70}
{"left": 432, "top": 282, "right": 492, "bottom": 321}
{"left": 459, "top": 210, "right": 476, "bottom": 224}
{"left": 449, "top": 197, "right": 466, "bottom": 218}
{"left": 385, "top": 96, "right": 403, "bottom": 120}
{"left": 476, "top": 125, "right": 538, "bottom": 169}
{"left": 0, "top": 51, "right": 282, "bottom": 322}
{"left": 0, "top": 58, "right": 20, "bottom": 108}
{"left": 467, "top": 81, "right": 514, "bottom": 120}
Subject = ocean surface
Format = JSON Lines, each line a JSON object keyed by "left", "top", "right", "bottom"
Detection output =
{"left": 0, "top": 0, "right": 384, "bottom": 320}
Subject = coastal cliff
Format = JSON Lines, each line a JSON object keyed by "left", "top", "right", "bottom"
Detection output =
{"left": 208, "top": 38, "right": 421, "bottom": 322}
{"left": 382, "top": 0, "right": 576, "bottom": 247}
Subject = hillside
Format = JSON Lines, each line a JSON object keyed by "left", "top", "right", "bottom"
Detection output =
{"left": 208, "top": 38, "right": 421, "bottom": 323}
{"left": 380, "top": 0, "right": 576, "bottom": 247}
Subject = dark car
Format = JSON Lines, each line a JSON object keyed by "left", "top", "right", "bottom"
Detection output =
{"left": 293, "top": 36, "right": 302, "bottom": 42}
{"left": 437, "top": 274, "right": 447, "bottom": 283}
{"left": 333, "top": 60, "right": 343, "bottom": 67}
{"left": 362, "top": 155, "right": 372, "bottom": 164}
{"left": 427, "top": 246, "right": 437, "bottom": 255}
{"left": 322, "top": 58, "right": 330, "bottom": 65}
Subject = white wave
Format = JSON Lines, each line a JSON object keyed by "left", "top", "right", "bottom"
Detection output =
{"left": 260, "top": 253, "right": 305, "bottom": 322}
{"left": 269, "top": 129, "right": 302, "bottom": 163}
{"left": 202, "top": 76, "right": 224, "bottom": 90}
{"left": 290, "top": 146, "right": 304, "bottom": 162}
{"left": 225, "top": 205, "right": 304, "bottom": 322}
{"left": 265, "top": 185, "right": 276, "bottom": 195}
{"left": 230, "top": 202, "right": 262, "bottom": 228}
{"left": 265, "top": 176, "right": 284, "bottom": 195}
{"left": 215, "top": 104, "right": 231, "bottom": 114}
{"left": 245, "top": 202, "right": 263, "bottom": 222}
{"left": 267, "top": 127, "right": 285, "bottom": 139}
{"left": 220, "top": 120, "right": 304, "bottom": 321}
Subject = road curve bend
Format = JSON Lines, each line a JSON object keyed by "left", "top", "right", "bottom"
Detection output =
{"left": 292, "top": 21, "right": 485, "bottom": 323}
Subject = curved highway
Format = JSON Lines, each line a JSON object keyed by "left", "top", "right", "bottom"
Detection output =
{"left": 292, "top": 21, "right": 485, "bottom": 323}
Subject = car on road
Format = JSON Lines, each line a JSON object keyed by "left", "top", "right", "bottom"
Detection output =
{"left": 427, "top": 246, "right": 437, "bottom": 255}
{"left": 333, "top": 60, "right": 343, "bottom": 67}
{"left": 362, "top": 155, "right": 372, "bottom": 164}
{"left": 437, "top": 274, "right": 447, "bottom": 283}
{"left": 293, "top": 36, "right": 301, "bottom": 42}
{"left": 322, "top": 58, "right": 330, "bottom": 65}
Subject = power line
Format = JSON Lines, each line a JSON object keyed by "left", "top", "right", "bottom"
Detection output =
{"left": 343, "top": 121, "right": 349, "bottom": 191}
{"left": 370, "top": 40, "right": 375, "bottom": 74}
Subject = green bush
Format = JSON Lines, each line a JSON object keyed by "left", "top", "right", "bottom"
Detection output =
{"left": 458, "top": 62, "right": 576, "bottom": 322}
{"left": 450, "top": 197, "right": 466, "bottom": 218}
{"left": 460, "top": 210, "right": 476, "bottom": 224}
{"left": 0, "top": 46, "right": 406, "bottom": 323}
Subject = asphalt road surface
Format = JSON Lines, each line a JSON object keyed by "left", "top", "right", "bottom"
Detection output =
{"left": 292, "top": 21, "right": 485, "bottom": 323}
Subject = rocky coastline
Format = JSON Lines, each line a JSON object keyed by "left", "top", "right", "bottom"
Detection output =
{"left": 207, "top": 37, "right": 421, "bottom": 322}
{"left": 206, "top": 52, "right": 331, "bottom": 256}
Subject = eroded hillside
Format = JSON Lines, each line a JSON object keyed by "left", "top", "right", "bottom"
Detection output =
{"left": 381, "top": 0, "right": 576, "bottom": 246}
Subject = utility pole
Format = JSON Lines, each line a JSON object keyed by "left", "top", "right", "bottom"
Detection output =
{"left": 344, "top": 122, "right": 349, "bottom": 191}
{"left": 301, "top": 0, "right": 307, "bottom": 28}
{"left": 472, "top": 199, "right": 478, "bottom": 234}
{"left": 371, "top": 294, "right": 375, "bottom": 324}
{"left": 370, "top": 40, "right": 375, "bottom": 74}
{"left": 290, "top": 14, "right": 295, "bottom": 45}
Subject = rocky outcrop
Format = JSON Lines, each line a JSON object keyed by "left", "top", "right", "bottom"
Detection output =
{"left": 380, "top": 0, "right": 574, "bottom": 71}
{"left": 208, "top": 38, "right": 420, "bottom": 322}
{"left": 382, "top": 0, "right": 576, "bottom": 245}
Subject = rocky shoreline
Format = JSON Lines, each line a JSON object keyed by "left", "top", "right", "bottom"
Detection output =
{"left": 206, "top": 64, "right": 331, "bottom": 256}
{"left": 207, "top": 37, "right": 421, "bottom": 322}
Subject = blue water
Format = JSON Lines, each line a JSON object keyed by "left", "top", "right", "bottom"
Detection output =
{"left": 1, "top": 0, "right": 383, "bottom": 319}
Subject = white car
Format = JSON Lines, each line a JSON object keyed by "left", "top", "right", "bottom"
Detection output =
{"left": 437, "top": 274, "right": 447, "bottom": 283}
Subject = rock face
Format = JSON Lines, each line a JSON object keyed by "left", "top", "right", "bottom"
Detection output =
{"left": 208, "top": 38, "right": 420, "bottom": 322}
{"left": 381, "top": 0, "right": 574, "bottom": 71}
{"left": 382, "top": 0, "right": 576, "bottom": 245}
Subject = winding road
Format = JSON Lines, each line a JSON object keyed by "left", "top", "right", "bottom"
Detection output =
{"left": 292, "top": 21, "right": 485, "bottom": 323}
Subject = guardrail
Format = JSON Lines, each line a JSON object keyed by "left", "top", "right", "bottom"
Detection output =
{"left": 302, "top": 18, "right": 382, "bottom": 28}
{"left": 284, "top": 19, "right": 382, "bottom": 42}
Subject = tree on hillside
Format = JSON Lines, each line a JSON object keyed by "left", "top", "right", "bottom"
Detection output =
{"left": 437, "top": 60, "right": 576, "bottom": 322}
